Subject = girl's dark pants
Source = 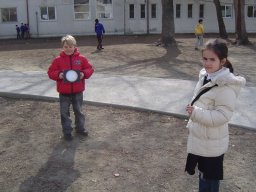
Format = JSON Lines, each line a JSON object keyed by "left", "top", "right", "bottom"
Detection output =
{"left": 59, "top": 92, "right": 86, "bottom": 134}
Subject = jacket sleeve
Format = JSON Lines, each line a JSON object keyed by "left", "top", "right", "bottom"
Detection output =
{"left": 194, "top": 25, "right": 197, "bottom": 34}
{"left": 80, "top": 57, "right": 94, "bottom": 79}
{"left": 201, "top": 25, "right": 205, "bottom": 34}
{"left": 190, "top": 87, "right": 236, "bottom": 127}
{"left": 47, "top": 58, "right": 61, "bottom": 81}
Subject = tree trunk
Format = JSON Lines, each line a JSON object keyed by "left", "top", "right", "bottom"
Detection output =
{"left": 161, "top": 0, "right": 175, "bottom": 47}
{"left": 213, "top": 0, "right": 228, "bottom": 39}
{"left": 234, "top": 0, "right": 250, "bottom": 45}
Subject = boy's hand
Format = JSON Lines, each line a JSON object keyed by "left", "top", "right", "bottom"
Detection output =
{"left": 59, "top": 72, "right": 64, "bottom": 79}
{"left": 80, "top": 72, "right": 84, "bottom": 79}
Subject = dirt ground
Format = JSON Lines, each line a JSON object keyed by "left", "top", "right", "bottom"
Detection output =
{"left": 0, "top": 35, "right": 256, "bottom": 192}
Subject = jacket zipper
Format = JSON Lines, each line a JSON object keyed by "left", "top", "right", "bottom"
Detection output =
{"left": 70, "top": 55, "right": 73, "bottom": 93}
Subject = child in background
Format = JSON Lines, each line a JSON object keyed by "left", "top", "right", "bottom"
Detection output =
{"left": 95, "top": 19, "right": 105, "bottom": 50}
{"left": 20, "top": 23, "right": 25, "bottom": 39}
{"left": 16, "top": 25, "right": 21, "bottom": 40}
{"left": 185, "top": 38, "right": 246, "bottom": 192}
{"left": 48, "top": 35, "right": 94, "bottom": 141}
{"left": 194, "top": 19, "right": 205, "bottom": 50}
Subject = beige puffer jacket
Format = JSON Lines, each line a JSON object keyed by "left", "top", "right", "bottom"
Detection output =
{"left": 186, "top": 68, "right": 246, "bottom": 157}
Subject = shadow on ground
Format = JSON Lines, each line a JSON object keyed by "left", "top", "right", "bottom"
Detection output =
{"left": 19, "top": 140, "right": 80, "bottom": 192}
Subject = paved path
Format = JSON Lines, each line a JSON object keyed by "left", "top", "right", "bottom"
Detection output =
{"left": 0, "top": 70, "right": 255, "bottom": 130}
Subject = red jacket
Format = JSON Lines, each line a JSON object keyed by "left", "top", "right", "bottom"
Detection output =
{"left": 48, "top": 48, "right": 94, "bottom": 94}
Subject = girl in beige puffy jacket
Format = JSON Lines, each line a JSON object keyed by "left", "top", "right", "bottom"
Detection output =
{"left": 185, "top": 39, "right": 246, "bottom": 192}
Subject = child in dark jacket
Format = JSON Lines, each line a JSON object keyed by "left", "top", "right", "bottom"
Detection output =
{"left": 48, "top": 35, "right": 94, "bottom": 140}
{"left": 16, "top": 25, "right": 21, "bottom": 39}
{"left": 95, "top": 19, "right": 105, "bottom": 50}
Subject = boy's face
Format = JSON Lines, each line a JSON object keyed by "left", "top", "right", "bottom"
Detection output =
{"left": 63, "top": 42, "right": 75, "bottom": 55}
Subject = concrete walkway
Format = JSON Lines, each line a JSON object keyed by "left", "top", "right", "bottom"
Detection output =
{"left": 0, "top": 70, "right": 255, "bottom": 130}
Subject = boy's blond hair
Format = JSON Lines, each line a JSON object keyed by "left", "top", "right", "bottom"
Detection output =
{"left": 61, "top": 35, "right": 77, "bottom": 46}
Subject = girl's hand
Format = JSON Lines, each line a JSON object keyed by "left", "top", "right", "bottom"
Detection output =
{"left": 186, "top": 104, "right": 194, "bottom": 116}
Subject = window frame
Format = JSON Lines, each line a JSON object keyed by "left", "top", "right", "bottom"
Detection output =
{"left": 247, "top": 5, "right": 256, "bottom": 18}
{"left": 96, "top": 0, "right": 113, "bottom": 19}
{"left": 199, "top": 4, "right": 204, "bottom": 18}
{"left": 221, "top": 4, "right": 232, "bottom": 18}
{"left": 1, "top": 7, "right": 17, "bottom": 22}
{"left": 151, "top": 3, "right": 157, "bottom": 19}
{"left": 74, "top": 0, "right": 90, "bottom": 20}
{"left": 140, "top": 4, "right": 146, "bottom": 19}
{"left": 176, "top": 4, "right": 181, "bottom": 18}
{"left": 40, "top": 6, "right": 56, "bottom": 21}
{"left": 187, "top": 4, "right": 193, "bottom": 18}
{"left": 129, "top": 4, "right": 134, "bottom": 19}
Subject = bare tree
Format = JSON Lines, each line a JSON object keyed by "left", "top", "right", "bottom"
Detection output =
{"left": 213, "top": 0, "right": 228, "bottom": 39}
{"left": 160, "top": 0, "right": 175, "bottom": 47}
{"left": 233, "top": 0, "right": 250, "bottom": 45}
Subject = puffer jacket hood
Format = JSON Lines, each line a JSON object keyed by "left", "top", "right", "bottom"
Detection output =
{"left": 199, "top": 68, "right": 246, "bottom": 96}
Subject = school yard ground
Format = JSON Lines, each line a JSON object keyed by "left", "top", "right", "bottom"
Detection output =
{"left": 0, "top": 35, "right": 255, "bottom": 192}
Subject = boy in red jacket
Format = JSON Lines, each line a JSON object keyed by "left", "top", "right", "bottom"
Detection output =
{"left": 48, "top": 35, "right": 94, "bottom": 140}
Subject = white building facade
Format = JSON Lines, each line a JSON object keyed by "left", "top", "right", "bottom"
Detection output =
{"left": 0, "top": 0, "right": 256, "bottom": 39}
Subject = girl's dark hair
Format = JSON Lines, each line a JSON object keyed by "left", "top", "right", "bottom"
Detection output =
{"left": 203, "top": 38, "right": 234, "bottom": 73}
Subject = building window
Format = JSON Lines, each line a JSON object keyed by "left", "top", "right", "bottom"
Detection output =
{"left": 40, "top": 6, "right": 56, "bottom": 20}
{"left": 221, "top": 5, "right": 232, "bottom": 18}
{"left": 96, "top": 0, "right": 113, "bottom": 19}
{"left": 74, "top": 0, "right": 89, "bottom": 20}
{"left": 176, "top": 4, "right": 181, "bottom": 18}
{"left": 151, "top": 4, "right": 156, "bottom": 18}
{"left": 188, "top": 4, "right": 193, "bottom": 18}
{"left": 1, "top": 8, "right": 17, "bottom": 22}
{"left": 247, "top": 5, "right": 256, "bottom": 18}
{"left": 129, "top": 4, "right": 134, "bottom": 19}
{"left": 141, "top": 4, "right": 145, "bottom": 19}
{"left": 199, "top": 4, "right": 204, "bottom": 18}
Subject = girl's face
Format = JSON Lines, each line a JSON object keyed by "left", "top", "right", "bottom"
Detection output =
{"left": 63, "top": 42, "right": 75, "bottom": 55}
{"left": 202, "top": 49, "right": 226, "bottom": 74}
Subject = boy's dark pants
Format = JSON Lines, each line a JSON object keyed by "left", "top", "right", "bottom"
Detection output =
{"left": 97, "top": 35, "right": 103, "bottom": 49}
{"left": 17, "top": 32, "right": 21, "bottom": 39}
{"left": 59, "top": 92, "right": 86, "bottom": 134}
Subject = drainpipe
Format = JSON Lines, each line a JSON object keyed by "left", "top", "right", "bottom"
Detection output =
{"left": 124, "top": 0, "right": 126, "bottom": 35}
{"left": 26, "top": 0, "right": 29, "bottom": 24}
{"left": 146, "top": 0, "right": 149, "bottom": 34}
{"left": 35, "top": 11, "right": 39, "bottom": 37}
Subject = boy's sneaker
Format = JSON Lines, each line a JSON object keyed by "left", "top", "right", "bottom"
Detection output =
{"left": 64, "top": 133, "right": 73, "bottom": 141}
{"left": 76, "top": 131, "right": 88, "bottom": 137}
